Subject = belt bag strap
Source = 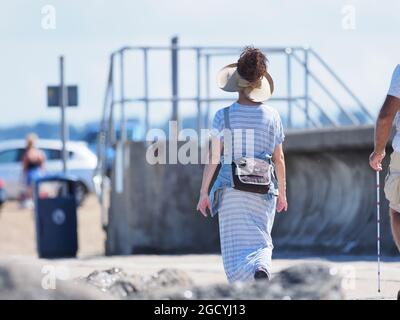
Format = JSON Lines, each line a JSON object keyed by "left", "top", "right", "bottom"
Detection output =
{"left": 223, "top": 106, "right": 233, "bottom": 157}
{"left": 224, "top": 106, "right": 231, "bottom": 130}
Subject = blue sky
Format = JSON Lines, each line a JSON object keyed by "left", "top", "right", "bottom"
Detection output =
{"left": 0, "top": 0, "right": 399, "bottom": 128}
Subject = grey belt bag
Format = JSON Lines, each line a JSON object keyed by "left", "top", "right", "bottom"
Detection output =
{"left": 223, "top": 106, "right": 273, "bottom": 194}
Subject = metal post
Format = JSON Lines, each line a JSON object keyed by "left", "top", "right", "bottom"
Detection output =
{"left": 286, "top": 49, "right": 292, "bottom": 128}
{"left": 196, "top": 48, "right": 201, "bottom": 133}
{"left": 205, "top": 54, "right": 211, "bottom": 129}
{"left": 120, "top": 50, "right": 126, "bottom": 144}
{"left": 171, "top": 36, "right": 179, "bottom": 127}
{"left": 59, "top": 56, "right": 67, "bottom": 173}
{"left": 109, "top": 55, "right": 115, "bottom": 145}
{"left": 304, "top": 48, "right": 310, "bottom": 128}
{"left": 144, "top": 48, "right": 150, "bottom": 137}
{"left": 116, "top": 49, "right": 126, "bottom": 194}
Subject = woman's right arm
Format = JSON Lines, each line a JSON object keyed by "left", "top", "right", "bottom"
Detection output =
{"left": 196, "top": 136, "right": 223, "bottom": 217}
{"left": 272, "top": 143, "right": 288, "bottom": 213}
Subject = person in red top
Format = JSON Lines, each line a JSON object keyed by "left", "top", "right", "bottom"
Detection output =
{"left": 22, "top": 133, "right": 46, "bottom": 200}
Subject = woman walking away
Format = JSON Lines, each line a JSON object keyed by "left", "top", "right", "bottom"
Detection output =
{"left": 197, "top": 47, "right": 287, "bottom": 283}
{"left": 22, "top": 134, "right": 46, "bottom": 205}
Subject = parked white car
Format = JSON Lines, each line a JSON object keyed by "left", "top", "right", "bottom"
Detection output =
{"left": 0, "top": 139, "right": 97, "bottom": 201}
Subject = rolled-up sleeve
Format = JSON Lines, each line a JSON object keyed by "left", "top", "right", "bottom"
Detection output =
{"left": 210, "top": 109, "right": 224, "bottom": 140}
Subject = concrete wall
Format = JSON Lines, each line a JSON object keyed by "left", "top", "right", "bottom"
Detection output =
{"left": 106, "top": 141, "right": 219, "bottom": 254}
{"left": 106, "top": 126, "right": 399, "bottom": 255}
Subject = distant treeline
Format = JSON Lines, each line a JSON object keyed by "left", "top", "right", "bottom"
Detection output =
{"left": 0, "top": 109, "right": 371, "bottom": 143}
{"left": 0, "top": 121, "right": 99, "bottom": 142}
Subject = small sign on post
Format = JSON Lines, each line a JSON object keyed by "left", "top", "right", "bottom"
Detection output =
{"left": 47, "top": 85, "right": 78, "bottom": 107}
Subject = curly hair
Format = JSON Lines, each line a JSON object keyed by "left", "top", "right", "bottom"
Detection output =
{"left": 236, "top": 46, "right": 268, "bottom": 84}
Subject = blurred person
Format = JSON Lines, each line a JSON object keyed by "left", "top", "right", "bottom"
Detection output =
{"left": 369, "top": 64, "right": 400, "bottom": 252}
{"left": 0, "top": 179, "right": 6, "bottom": 212}
{"left": 197, "top": 47, "right": 287, "bottom": 282}
{"left": 22, "top": 133, "right": 46, "bottom": 205}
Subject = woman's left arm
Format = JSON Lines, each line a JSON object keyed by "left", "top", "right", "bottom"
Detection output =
{"left": 196, "top": 136, "right": 223, "bottom": 217}
{"left": 272, "top": 143, "right": 288, "bottom": 213}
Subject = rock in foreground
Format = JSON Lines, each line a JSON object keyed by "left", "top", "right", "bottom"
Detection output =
{"left": 0, "top": 261, "right": 343, "bottom": 300}
{"left": 0, "top": 262, "right": 112, "bottom": 300}
{"left": 82, "top": 268, "right": 193, "bottom": 298}
{"left": 81, "top": 263, "right": 343, "bottom": 300}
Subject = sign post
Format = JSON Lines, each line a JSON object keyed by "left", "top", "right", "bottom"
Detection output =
{"left": 47, "top": 57, "right": 78, "bottom": 174}
{"left": 59, "top": 56, "right": 67, "bottom": 174}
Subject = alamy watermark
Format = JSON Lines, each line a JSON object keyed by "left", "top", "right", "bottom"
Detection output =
{"left": 330, "top": 265, "right": 357, "bottom": 291}
{"left": 41, "top": 265, "right": 70, "bottom": 290}
{"left": 41, "top": 5, "right": 56, "bottom": 30}
{"left": 145, "top": 121, "right": 256, "bottom": 165}
{"left": 341, "top": 4, "right": 356, "bottom": 30}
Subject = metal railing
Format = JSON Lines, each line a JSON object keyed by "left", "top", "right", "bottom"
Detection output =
{"left": 94, "top": 39, "right": 374, "bottom": 223}
{"left": 100, "top": 41, "right": 373, "bottom": 146}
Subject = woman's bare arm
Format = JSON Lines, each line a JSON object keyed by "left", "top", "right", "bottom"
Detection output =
{"left": 370, "top": 95, "right": 400, "bottom": 170}
{"left": 272, "top": 144, "right": 286, "bottom": 190}
{"left": 272, "top": 143, "right": 288, "bottom": 212}
{"left": 197, "top": 136, "right": 223, "bottom": 216}
{"left": 200, "top": 136, "right": 223, "bottom": 193}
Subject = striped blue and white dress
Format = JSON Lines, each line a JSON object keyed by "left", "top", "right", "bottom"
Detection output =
{"left": 211, "top": 102, "right": 285, "bottom": 282}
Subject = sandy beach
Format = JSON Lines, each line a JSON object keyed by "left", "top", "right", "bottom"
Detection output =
{"left": 0, "top": 195, "right": 105, "bottom": 257}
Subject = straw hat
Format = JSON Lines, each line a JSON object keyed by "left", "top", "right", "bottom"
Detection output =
{"left": 217, "top": 63, "right": 274, "bottom": 102}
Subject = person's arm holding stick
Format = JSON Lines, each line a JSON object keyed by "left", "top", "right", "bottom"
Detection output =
{"left": 369, "top": 95, "right": 400, "bottom": 171}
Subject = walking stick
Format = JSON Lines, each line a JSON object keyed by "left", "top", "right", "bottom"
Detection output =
{"left": 376, "top": 170, "right": 381, "bottom": 293}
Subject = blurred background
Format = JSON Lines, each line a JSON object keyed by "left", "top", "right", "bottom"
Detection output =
{"left": 1, "top": 0, "right": 400, "bottom": 131}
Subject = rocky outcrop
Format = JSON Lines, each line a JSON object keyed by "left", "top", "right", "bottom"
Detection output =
{"left": 0, "top": 262, "right": 344, "bottom": 300}
{"left": 81, "top": 267, "right": 193, "bottom": 298}
{"left": 81, "top": 263, "right": 344, "bottom": 300}
{"left": 0, "top": 262, "right": 112, "bottom": 300}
